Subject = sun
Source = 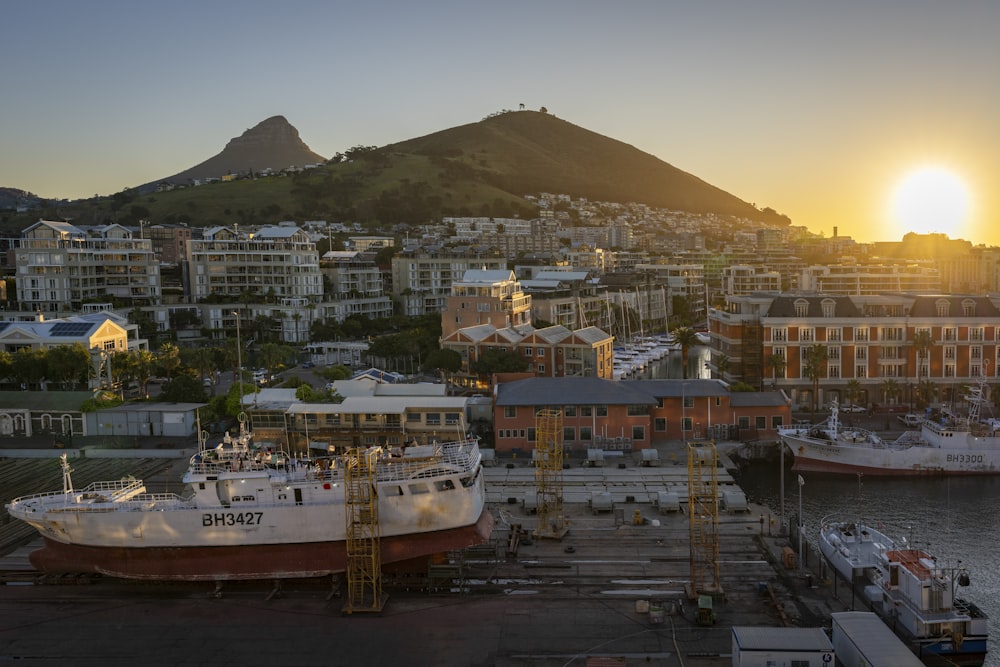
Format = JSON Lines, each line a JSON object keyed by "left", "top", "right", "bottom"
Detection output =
{"left": 890, "top": 166, "right": 971, "bottom": 238}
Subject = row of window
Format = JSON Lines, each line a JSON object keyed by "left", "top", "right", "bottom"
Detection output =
{"left": 773, "top": 326, "right": 993, "bottom": 343}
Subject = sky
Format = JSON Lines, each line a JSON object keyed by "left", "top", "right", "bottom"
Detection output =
{"left": 3, "top": 1, "right": 998, "bottom": 246}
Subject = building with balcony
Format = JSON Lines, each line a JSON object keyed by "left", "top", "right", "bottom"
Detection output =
{"left": 441, "top": 269, "right": 531, "bottom": 338}
{"left": 185, "top": 225, "right": 322, "bottom": 304}
{"left": 15, "top": 220, "right": 160, "bottom": 312}
{"left": 391, "top": 246, "right": 507, "bottom": 317}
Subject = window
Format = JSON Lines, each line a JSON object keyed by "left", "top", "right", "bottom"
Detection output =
{"left": 536, "top": 348, "right": 545, "bottom": 357}
{"left": 580, "top": 426, "right": 592, "bottom": 441}
{"left": 504, "top": 406, "right": 516, "bottom": 418}
{"left": 738, "top": 416, "right": 750, "bottom": 429}
{"left": 943, "top": 327, "right": 957, "bottom": 341}
{"left": 800, "top": 327, "right": 814, "bottom": 342}
{"left": 756, "top": 416, "right": 767, "bottom": 429}
{"left": 537, "top": 364, "right": 545, "bottom": 373}
{"left": 828, "top": 364, "right": 840, "bottom": 378}
{"left": 631, "top": 425, "right": 645, "bottom": 441}
{"left": 523, "top": 347, "right": 533, "bottom": 356}
{"left": 445, "top": 412, "right": 460, "bottom": 425}
{"left": 772, "top": 415, "right": 784, "bottom": 429}
{"left": 581, "top": 406, "right": 593, "bottom": 417}
{"left": 563, "top": 427, "right": 575, "bottom": 441}
{"left": 596, "top": 405, "right": 608, "bottom": 417}
{"left": 772, "top": 327, "right": 788, "bottom": 342}
{"left": 971, "top": 327, "right": 984, "bottom": 341}
{"left": 821, "top": 299, "right": 836, "bottom": 318}
{"left": 564, "top": 406, "right": 576, "bottom": 417}
{"left": 627, "top": 404, "right": 648, "bottom": 416}
{"left": 855, "top": 327, "right": 869, "bottom": 342}
{"left": 936, "top": 299, "right": 950, "bottom": 317}
{"left": 944, "top": 346, "right": 956, "bottom": 360}
{"left": 827, "top": 327, "right": 842, "bottom": 342}
{"left": 794, "top": 299, "right": 809, "bottom": 317}
{"left": 681, "top": 417, "right": 692, "bottom": 432}
{"left": 683, "top": 396, "right": 694, "bottom": 408}
{"left": 856, "top": 365, "right": 867, "bottom": 378}
{"left": 654, "top": 418, "right": 666, "bottom": 432}
{"left": 962, "top": 299, "right": 976, "bottom": 317}
{"left": 856, "top": 347, "right": 867, "bottom": 360}
{"left": 425, "top": 413, "right": 440, "bottom": 426}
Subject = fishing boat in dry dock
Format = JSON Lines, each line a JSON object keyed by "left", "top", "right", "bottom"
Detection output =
{"left": 819, "top": 516, "right": 988, "bottom": 666}
{"left": 5, "top": 419, "right": 493, "bottom": 581}
{"left": 779, "top": 377, "right": 1000, "bottom": 475}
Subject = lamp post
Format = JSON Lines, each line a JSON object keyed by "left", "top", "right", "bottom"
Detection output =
{"left": 798, "top": 474, "right": 805, "bottom": 570}
{"left": 233, "top": 311, "right": 243, "bottom": 414}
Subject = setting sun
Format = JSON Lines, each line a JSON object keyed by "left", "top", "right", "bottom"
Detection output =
{"left": 890, "top": 166, "right": 971, "bottom": 238}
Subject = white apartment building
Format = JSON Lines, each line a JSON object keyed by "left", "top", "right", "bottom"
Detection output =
{"left": 391, "top": 247, "right": 506, "bottom": 317}
{"left": 798, "top": 262, "right": 940, "bottom": 295}
{"left": 722, "top": 265, "right": 782, "bottom": 296}
{"left": 185, "top": 226, "right": 322, "bottom": 303}
{"left": 16, "top": 220, "right": 161, "bottom": 313}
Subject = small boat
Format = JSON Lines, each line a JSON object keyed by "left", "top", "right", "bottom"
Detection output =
{"left": 820, "top": 516, "right": 988, "bottom": 666}
{"left": 6, "top": 419, "right": 493, "bottom": 581}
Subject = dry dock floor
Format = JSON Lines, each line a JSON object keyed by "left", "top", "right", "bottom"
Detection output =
{"left": 0, "top": 444, "right": 856, "bottom": 667}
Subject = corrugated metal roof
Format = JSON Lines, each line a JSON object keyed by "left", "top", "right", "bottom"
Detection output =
{"left": 496, "top": 377, "right": 656, "bottom": 406}
{"left": 732, "top": 625, "right": 832, "bottom": 651}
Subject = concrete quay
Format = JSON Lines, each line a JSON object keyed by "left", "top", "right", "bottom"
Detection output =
{"left": 0, "top": 440, "right": 858, "bottom": 667}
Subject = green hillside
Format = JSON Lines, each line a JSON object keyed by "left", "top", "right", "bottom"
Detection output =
{"left": 1, "top": 111, "right": 777, "bottom": 232}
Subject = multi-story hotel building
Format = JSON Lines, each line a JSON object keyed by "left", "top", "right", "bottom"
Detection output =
{"left": 709, "top": 292, "right": 1000, "bottom": 409}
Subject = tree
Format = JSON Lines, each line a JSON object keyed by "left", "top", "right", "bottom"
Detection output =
{"left": 160, "top": 375, "right": 208, "bottom": 403}
{"left": 713, "top": 353, "right": 730, "bottom": 381}
{"left": 46, "top": 344, "right": 90, "bottom": 390}
{"left": 844, "top": 379, "right": 863, "bottom": 423}
{"left": 803, "top": 344, "right": 828, "bottom": 417}
{"left": 912, "top": 329, "right": 934, "bottom": 407}
{"left": 156, "top": 343, "right": 182, "bottom": 379}
{"left": 764, "top": 353, "right": 787, "bottom": 389}
{"left": 11, "top": 348, "right": 48, "bottom": 389}
{"left": 670, "top": 326, "right": 700, "bottom": 379}
{"left": 880, "top": 378, "right": 901, "bottom": 428}
{"left": 471, "top": 349, "right": 528, "bottom": 380}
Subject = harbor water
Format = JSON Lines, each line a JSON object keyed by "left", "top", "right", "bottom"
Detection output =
{"left": 734, "top": 461, "right": 1000, "bottom": 666}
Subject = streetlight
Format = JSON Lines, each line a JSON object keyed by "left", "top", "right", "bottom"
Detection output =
{"left": 798, "top": 474, "right": 805, "bottom": 571}
{"left": 233, "top": 311, "right": 243, "bottom": 414}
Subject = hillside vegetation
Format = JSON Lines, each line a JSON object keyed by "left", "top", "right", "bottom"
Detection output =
{"left": 1, "top": 111, "right": 780, "bottom": 232}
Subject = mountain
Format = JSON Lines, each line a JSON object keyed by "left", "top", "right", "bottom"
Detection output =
{"left": 3, "top": 110, "right": 786, "bottom": 230}
{"left": 385, "top": 110, "right": 764, "bottom": 219}
{"left": 152, "top": 115, "right": 326, "bottom": 188}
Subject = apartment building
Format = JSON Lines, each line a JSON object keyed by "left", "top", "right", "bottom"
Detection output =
{"left": 16, "top": 220, "right": 161, "bottom": 313}
{"left": 798, "top": 262, "right": 940, "bottom": 295}
{"left": 441, "top": 269, "right": 531, "bottom": 338}
{"left": 320, "top": 251, "right": 394, "bottom": 322}
{"left": 721, "top": 265, "right": 781, "bottom": 296}
{"left": 185, "top": 225, "right": 322, "bottom": 303}
{"left": 391, "top": 246, "right": 506, "bottom": 317}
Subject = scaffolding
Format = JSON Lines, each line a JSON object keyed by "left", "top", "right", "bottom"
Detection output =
{"left": 342, "top": 447, "right": 387, "bottom": 613}
{"left": 533, "top": 409, "right": 569, "bottom": 539}
{"left": 687, "top": 440, "right": 723, "bottom": 599}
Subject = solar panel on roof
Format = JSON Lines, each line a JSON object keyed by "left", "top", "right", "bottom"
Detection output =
{"left": 49, "top": 322, "right": 94, "bottom": 336}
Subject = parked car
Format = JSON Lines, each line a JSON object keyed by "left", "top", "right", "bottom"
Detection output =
{"left": 302, "top": 361, "right": 315, "bottom": 368}
{"left": 839, "top": 404, "right": 866, "bottom": 413}
{"left": 898, "top": 413, "right": 923, "bottom": 427}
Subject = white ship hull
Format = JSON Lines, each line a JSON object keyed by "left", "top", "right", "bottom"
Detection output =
{"left": 7, "top": 433, "right": 494, "bottom": 581}
{"left": 783, "top": 428, "right": 1000, "bottom": 475}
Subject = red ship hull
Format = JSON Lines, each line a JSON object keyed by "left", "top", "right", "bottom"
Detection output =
{"left": 28, "top": 508, "right": 494, "bottom": 581}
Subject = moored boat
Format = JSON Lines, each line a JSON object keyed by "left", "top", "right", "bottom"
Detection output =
{"left": 819, "top": 516, "right": 988, "bottom": 666}
{"left": 5, "top": 419, "right": 493, "bottom": 581}
{"left": 780, "top": 385, "right": 1000, "bottom": 475}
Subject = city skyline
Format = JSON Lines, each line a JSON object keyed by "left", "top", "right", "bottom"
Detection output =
{"left": 3, "top": 1, "right": 998, "bottom": 246}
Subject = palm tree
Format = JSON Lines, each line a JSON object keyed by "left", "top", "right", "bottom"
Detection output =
{"left": 714, "top": 353, "right": 730, "bottom": 381}
{"left": 671, "top": 326, "right": 699, "bottom": 379}
{"left": 764, "top": 353, "right": 787, "bottom": 389}
{"left": 803, "top": 344, "right": 828, "bottom": 417}
{"left": 912, "top": 329, "right": 934, "bottom": 408}
{"left": 881, "top": 378, "right": 901, "bottom": 428}
{"left": 844, "top": 379, "right": 863, "bottom": 422}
